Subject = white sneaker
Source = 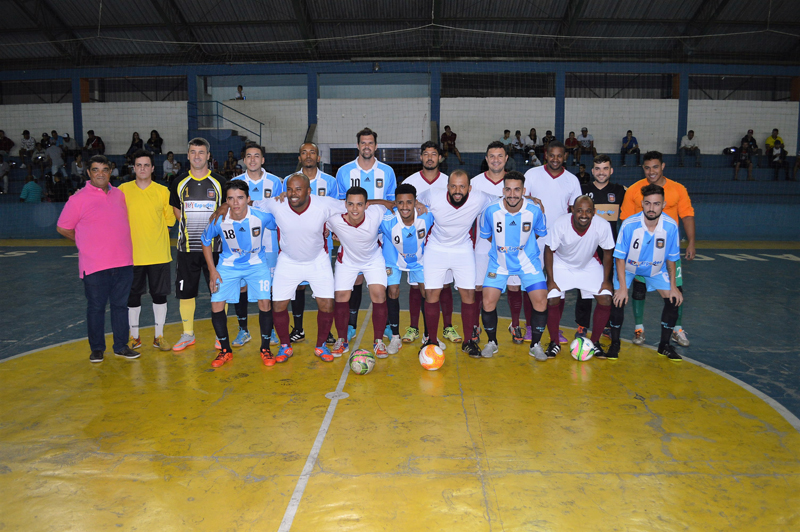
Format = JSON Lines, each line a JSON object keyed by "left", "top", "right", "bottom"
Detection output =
{"left": 387, "top": 335, "right": 402, "bottom": 355}
{"left": 632, "top": 328, "right": 646, "bottom": 346}
{"left": 422, "top": 333, "right": 446, "bottom": 350}
{"left": 529, "top": 342, "right": 547, "bottom": 361}
{"left": 672, "top": 329, "right": 690, "bottom": 347}
{"left": 481, "top": 341, "right": 498, "bottom": 358}
{"left": 374, "top": 340, "right": 388, "bottom": 359}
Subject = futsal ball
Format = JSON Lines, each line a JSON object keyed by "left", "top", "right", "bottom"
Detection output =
{"left": 570, "top": 338, "right": 595, "bottom": 361}
{"left": 419, "top": 344, "right": 445, "bottom": 371}
{"left": 349, "top": 349, "right": 375, "bottom": 375}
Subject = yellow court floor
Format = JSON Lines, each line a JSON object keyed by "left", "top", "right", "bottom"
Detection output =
{"left": 1, "top": 310, "right": 799, "bottom": 531}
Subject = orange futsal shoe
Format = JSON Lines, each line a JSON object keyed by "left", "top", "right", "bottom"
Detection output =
{"left": 261, "top": 347, "right": 276, "bottom": 366}
{"left": 211, "top": 349, "right": 232, "bottom": 368}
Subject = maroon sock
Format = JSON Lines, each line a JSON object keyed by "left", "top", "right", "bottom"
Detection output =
{"left": 372, "top": 301, "right": 388, "bottom": 342}
{"left": 409, "top": 287, "right": 422, "bottom": 329}
{"left": 274, "top": 309, "right": 291, "bottom": 345}
{"left": 591, "top": 304, "right": 612, "bottom": 344}
{"left": 461, "top": 301, "right": 476, "bottom": 338}
{"left": 508, "top": 289, "right": 522, "bottom": 327}
{"left": 440, "top": 285, "right": 454, "bottom": 327}
{"left": 547, "top": 303, "right": 563, "bottom": 343}
{"left": 474, "top": 290, "right": 483, "bottom": 317}
{"left": 424, "top": 300, "right": 440, "bottom": 344}
{"left": 334, "top": 301, "right": 350, "bottom": 340}
{"left": 316, "top": 310, "right": 334, "bottom": 347}
{"left": 523, "top": 292, "right": 534, "bottom": 326}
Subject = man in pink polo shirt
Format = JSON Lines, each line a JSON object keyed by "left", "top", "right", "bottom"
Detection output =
{"left": 57, "top": 155, "right": 139, "bottom": 363}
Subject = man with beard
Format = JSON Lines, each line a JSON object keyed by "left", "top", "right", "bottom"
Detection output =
{"left": 335, "top": 128, "right": 397, "bottom": 343}
{"left": 288, "top": 142, "right": 340, "bottom": 344}
{"left": 620, "top": 151, "right": 695, "bottom": 347}
{"left": 610, "top": 184, "right": 683, "bottom": 361}
{"left": 400, "top": 141, "right": 458, "bottom": 345}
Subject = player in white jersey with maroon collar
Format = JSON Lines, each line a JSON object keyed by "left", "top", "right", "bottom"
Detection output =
{"left": 472, "top": 140, "right": 526, "bottom": 345}
{"left": 523, "top": 140, "right": 582, "bottom": 345}
{"left": 400, "top": 141, "right": 461, "bottom": 344}
{"left": 417, "top": 169, "right": 498, "bottom": 358}
{"left": 328, "top": 186, "right": 395, "bottom": 358}
{"left": 543, "top": 196, "right": 615, "bottom": 359}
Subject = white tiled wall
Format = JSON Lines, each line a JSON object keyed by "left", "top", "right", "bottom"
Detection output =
{"left": 81, "top": 102, "right": 188, "bottom": 155}
{"left": 565, "top": 99, "right": 680, "bottom": 155}
{"left": 222, "top": 99, "right": 307, "bottom": 152}
{"left": 0, "top": 103, "right": 74, "bottom": 148}
{"left": 317, "top": 98, "right": 431, "bottom": 145}
{"left": 441, "top": 98, "right": 555, "bottom": 152}
{"left": 688, "top": 100, "right": 799, "bottom": 154}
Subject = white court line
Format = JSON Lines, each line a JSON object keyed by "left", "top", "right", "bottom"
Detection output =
{"left": 277, "top": 305, "right": 372, "bottom": 532}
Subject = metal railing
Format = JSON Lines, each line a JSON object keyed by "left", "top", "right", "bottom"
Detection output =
{"left": 187, "top": 100, "right": 264, "bottom": 145}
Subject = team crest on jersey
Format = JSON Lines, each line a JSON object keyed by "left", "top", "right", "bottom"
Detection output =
{"left": 207, "top": 189, "right": 216, "bottom": 199}
{"left": 376, "top": 178, "right": 383, "bottom": 188}
{"left": 417, "top": 228, "right": 425, "bottom": 239}
{"left": 264, "top": 190, "right": 272, "bottom": 198}
{"left": 318, "top": 188, "right": 326, "bottom": 196}
{"left": 386, "top": 267, "right": 393, "bottom": 276}
{"left": 488, "top": 272, "right": 497, "bottom": 279}
{"left": 608, "top": 193, "right": 616, "bottom": 202}
{"left": 656, "top": 238, "right": 665, "bottom": 249}
{"left": 522, "top": 222, "right": 531, "bottom": 232}
{"left": 252, "top": 227, "right": 261, "bottom": 237}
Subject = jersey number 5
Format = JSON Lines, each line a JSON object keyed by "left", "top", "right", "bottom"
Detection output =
{"left": 496, "top": 221, "right": 503, "bottom": 233}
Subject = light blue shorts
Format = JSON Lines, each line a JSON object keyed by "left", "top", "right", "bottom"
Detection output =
{"left": 616, "top": 269, "right": 671, "bottom": 292}
{"left": 213, "top": 263, "right": 272, "bottom": 303}
{"left": 387, "top": 265, "right": 425, "bottom": 286}
{"left": 483, "top": 269, "right": 547, "bottom": 294}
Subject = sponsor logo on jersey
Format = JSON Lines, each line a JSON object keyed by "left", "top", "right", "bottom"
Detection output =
{"left": 207, "top": 189, "right": 216, "bottom": 199}
{"left": 628, "top": 259, "right": 662, "bottom": 267}
{"left": 417, "top": 228, "right": 425, "bottom": 239}
{"left": 497, "top": 245, "right": 523, "bottom": 253}
{"left": 656, "top": 238, "right": 665, "bottom": 249}
{"left": 318, "top": 188, "right": 326, "bottom": 196}
{"left": 608, "top": 193, "right": 616, "bottom": 202}
{"left": 522, "top": 222, "right": 531, "bottom": 232}
{"left": 510, "top": 221, "right": 517, "bottom": 226}
{"left": 183, "top": 201, "right": 215, "bottom": 210}
{"left": 264, "top": 190, "right": 272, "bottom": 198}
{"left": 376, "top": 178, "right": 383, "bottom": 188}
{"left": 252, "top": 187, "right": 260, "bottom": 193}
{"left": 238, "top": 227, "right": 246, "bottom": 232}
{"left": 252, "top": 227, "right": 261, "bottom": 237}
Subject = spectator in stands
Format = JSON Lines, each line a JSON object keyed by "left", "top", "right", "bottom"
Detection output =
{"left": 0, "top": 155, "right": 9, "bottom": 195}
{"left": 126, "top": 132, "right": 143, "bottom": 163}
{"left": 524, "top": 128, "right": 542, "bottom": 159}
{"left": 32, "top": 143, "right": 47, "bottom": 177}
{"left": 765, "top": 129, "right": 783, "bottom": 153}
{"left": 620, "top": 130, "right": 641, "bottom": 166}
{"left": 110, "top": 161, "right": 120, "bottom": 181}
{"left": 679, "top": 130, "right": 701, "bottom": 167}
{"left": 542, "top": 130, "right": 556, "bottom": 152}
{"left": 50, "top": 130, "right": 63, "bottom": 147}
{"left": 511, "top": 130, "right": 526, "bottom": 154}
{"left": 768, "top": 140, "right": 789, "bottom": 181}
{"left": 19, "top": 175, "right": 42, "bottom": 203}
{"left": 741, "top": 129, "right": 761, "bottom": 168}
{"left": 576, "top": 163, "right": 591, "bottom": 186}
{"left": 235, "top": 85, "right": 245, "bottom": 100}
{"left": 41, "top": 132, "right": 51, "bottom": 148}
{"left": 0, "top": 130, "right": 15, "bottom": 157}
{"left": 19, "top": 130, "right": 35, "bottom": 169}
{"left": 499, "top": 130, "right": 513, "bottom": 149}
{"left": 564, "top": 131, "right": 579, "bottom": 166}
{"left": 577, "top": 127, "right": 597, "bottom": 162}
{"left": 146, "top": 130, "right": 163, "bottom": 155}
{"left": 222, "top": 150, "right": 238, "bottom": 180}
{"left": 45, "top": 139, "right": 67, "bottom": 180}
{"left": 71, "top": 153, "right": 86, "bottom": 187}
{"left": 733, "top": 138, "right": 753, "bottom": 181}
{"left": 440, "top": 125, "right": 464, "bottom": 164}
{"left": 526, "top": 146, "right": 542, "bottom": 167}
{"left": 163, "top": 151, "right": 178, "bottom": 181}
{"left": 83, "top": 130, "right": 105, "bottom": 160}
{"left": 62, "top": 133, "right": 79, "bottom": 157}
{"left": 50, "top": 173, "right": 70, "bottom": 202}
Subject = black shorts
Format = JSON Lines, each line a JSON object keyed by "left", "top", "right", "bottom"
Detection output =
{"left": 175, "top": 251, "right": 219, "bottom": 299}
{"left": 131, "top": 262, "right": 171, "bottom": 297}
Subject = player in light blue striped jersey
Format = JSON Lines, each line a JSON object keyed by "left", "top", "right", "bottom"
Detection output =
{"left": 379, "top": 183, "right": 436, "bottom": 354}
{"left": 609, "top": 183, "right": 683, "bottom": 361}
{"left": 201, "top": 180, "right": 278, "bottom": 368}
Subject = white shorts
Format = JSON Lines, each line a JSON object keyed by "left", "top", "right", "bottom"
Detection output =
{"left": 334, "top": 255, "right": 388, "bottom": 292}
{"left": 424, "top": 244, "right": 475, "bottom": 290}
{"left": 476, "top": 251, "right": 520, "bottom": 287}
{"left": 273, "top": 252, "right": 334, "bottom": 301}
{"left": 547, "top": 260, "right": 611, "bottom": 299}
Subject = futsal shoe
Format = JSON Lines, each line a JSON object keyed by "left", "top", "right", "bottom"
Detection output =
{"left": 270, "top": 330, "right": 279, "bottom": 345}
{"left": 402, "top": 326, "right": 419, "bottom": 343}
{"left": 508, "top": 325, "right": 524, "bottom": 344}
{"left": 471, "top": 325, "right": 482, "bottom": 342}
{"left": 529, "top": 342, "right": 547, "bottom": 361}
{"left": 443, "top": 326, "right": 462, "bottom": 342}
{"left": 114, "top": 346, "right": 141, "bottom": 360}
{"left": 421, "top": 334, "right": 446, "bottom": 350}
{"left": 672, "top": 329, "right": 690, "bottom": 347}
{"left": 347, "top": 325, "right": 357, "bottom": 342}
{"left": 232, "top": 330, "right": 251, "bottom": 347}
{"left": 331, "top": 339, "right": 349, "bottom": 357}
{"left": 545, "top": 342, "right": 560, "bottom": 358}
{"left": 632, "top": 329, "right": 645, "bottom": 345}
{"left": 172, "top": 333, "right": 196, "bottom": 352}
{"left": 462, "top": 340, "right": 482, "bottom": 359}
{"left": 658, "top": 343, "right": 683, "bottom": 361}
{"left": 374, "top": 340, "right": 389, "bottom": 359}
{"left": 315, "top": 345, "right": 334, "bottom": 362}
{"left": 606, "top": 341, "right": 621, "bottom": 360}
{"left": 326, "top": 332, "right": 336, "bottom": 345}
{"left": 153, "top": 336, "right": 171, "bottom": 351}
{"left": 593, "top": 344, "right": 607, "bottom": 359}
{"left": 89, "top": 350, "right": 104, "bottom": 363}
{"left": 260, "top": 347, "right": 276, "bottom": 366}
{"left": 211, "top": 349, "right": 233, "bottom": 368}
{"left": 558, "top": 330, "right": 568, "bottom": 344}
{"left": 481, "top": 341, "right": 499, "bottom": 358}
{"left": 275, "top": 344, "right": 293, "bottom": 363}
{"left": 574, "top": 326, "right": 587, "bottom": 339}
{"left": 130, "top": 336, "right": 142, "bottom": 349}
{"left": 383, "top": 325, "right": 392, "bottom": 340}
{"left": 290, "top": 328, "right": 305, "bottom": 343}
{"left": 387, "top": 335, "right": 402, "bottom": 355}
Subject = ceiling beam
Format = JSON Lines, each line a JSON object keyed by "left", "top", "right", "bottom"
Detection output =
{"left": 289, "top": 0, "right": 318, "bottom": 58}
{"left": 555, "top": 0, "right": 588, "bottom": 49}
{"left": 673, "top": 0, "right": 734, "bottom": 55}
{"left": 9, "top": 0, "right": 93, "bottom": 65}
{"left": 147, "top": 0, "right": 214, "bottom": 62}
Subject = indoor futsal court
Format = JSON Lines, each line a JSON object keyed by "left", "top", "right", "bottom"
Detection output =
{"left": 2, "top": 0, "right": 800, "bottom": 530}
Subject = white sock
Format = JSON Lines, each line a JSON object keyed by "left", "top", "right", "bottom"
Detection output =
{"left": 153, "top": 303, "right": 168, "bottom": 338}
{"left": 635, "top": 324, "right": 644, "bottom": 331}
{"left": 129, "top": 306, "right": 141, "bottom": 338}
